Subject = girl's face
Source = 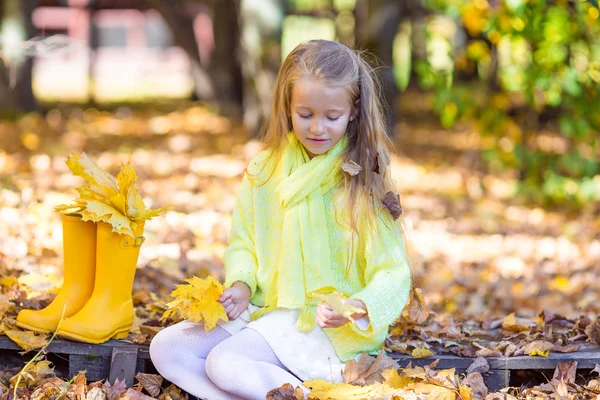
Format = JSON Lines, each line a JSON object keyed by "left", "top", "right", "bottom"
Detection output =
{"left": 290, "top": 77, "right": 353, "bottom": 158}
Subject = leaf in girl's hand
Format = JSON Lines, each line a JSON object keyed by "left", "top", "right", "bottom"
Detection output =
{"left": 161, "top": 276, "right": 228, "bottom": 332}
{"left": 310, "top": 291, "right": 366, "bottom": 320}
{"left": 341, "top": 160, "right": 362, "bottom": 176}
{"left": 382, "top": 191, "right": 402, "bottom": 220}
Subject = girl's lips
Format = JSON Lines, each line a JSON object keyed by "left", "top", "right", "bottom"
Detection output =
{"left": 307, "top": 138, "right": 329, "bottom": 144}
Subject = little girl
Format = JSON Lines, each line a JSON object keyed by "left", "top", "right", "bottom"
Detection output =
{"left": 150, "top": 39, "right": 412, "bottom": 400}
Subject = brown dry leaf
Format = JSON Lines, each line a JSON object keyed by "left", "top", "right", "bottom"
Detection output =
{"left": 522, "top": 340, "right": 553, "bottom": 357}
{"left": 139, "top": 325, "right": 162, "bottom": 338}
{"left": 342, "top": 352, "right": 397, "bottom": 385}
{"left": 341, "top": 160, "right": 362, "bottom": 176}
{"left": 11, "top": 361, "right": 57, "bottom": 389}
{"left": 484, "top": 394, "right": 519, "bottom": 400}
{"left": 105, "top": 378, "right": 127, "bottom": 400}
{"left": 64, "top": 372, "right": 88, "bottom": 400}
{"left": 158, "top": 384, "right": 187, "bottom": 400}
{"left": 30, "top": 377, "right": 68, "bottom": 400}
{"left": 135, "top": 373, "right": 163, "bottom": 397}
{"left": 474, "top": 347, "right": 502, "bottom": 357}
{"left": 5, "top": 329, "right": 48, "bottom": 352}
{"left": 466, "top": 357, "right": 490, "bottom": 374}
{"left": 585, "top": 318, "right": 600, "bottom": 345}
{"left": 405, "top": 288, "right": 430, "bottom": 324}
{"left": 552, "top": 343, "right": 581, "bottom": 353}
{"left": 86, "top": 387, "right": 107, "bottom": 400}
{"left": 412, "top": 348, "right": 434, "bottom": 359}
{"left": 462, "top": 372, "right": 488, "bottom": 399}
{"left": 266, "top": 383, "right": 304, "bottom": 400}
{"left": 372, "top": 153, "right": 380, "bottom": 174}
{"left": 121, "top": 388, "right": 156, "bottom": 400}
{"left": 382, "top": 191, "right": 402, "bottom": 220}
{"left": 552, "top": 361, "right": 577, "bottom": 384}
{"left": 503, "top": 343, "right": 518, "bottom": 357}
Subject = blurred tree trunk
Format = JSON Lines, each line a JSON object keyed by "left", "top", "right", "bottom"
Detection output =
{"left": 148, "top": 0, "right": 216, "bottom": 102}
{"left": 361, "top": 0, "right": 401, "bottom": 137}
{"left": 149, "top": 0, "right": 243, "bottom": 118}
{"left": 238, "top": 0, "right": 283, "bottom": 134}
{"left": 0, "top": 0, "right": 38, "bottom": 113}
{"left": 210, "top": 0, "right": 243, "bottom": 118}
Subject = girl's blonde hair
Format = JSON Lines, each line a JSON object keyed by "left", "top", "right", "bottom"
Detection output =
{"left": 259, "top": 39, "right": 397, "bottom": 234}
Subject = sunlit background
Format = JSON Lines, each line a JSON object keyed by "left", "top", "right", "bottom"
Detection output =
{"left": 1, "top": 0, "right": 600, "bottom": 328}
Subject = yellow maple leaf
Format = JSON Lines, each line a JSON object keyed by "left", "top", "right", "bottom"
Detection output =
{"left": 161, "top": 276, "right": 228, "bottom": 332}
{"left": 117, "top": 163, "right": 138, "bottom": 197}
{"left": 411, "top": 382, "right": 456, "bottom": 400}
{"left": 309, "top": 291, "right": 366, "bottom": 320}
{"left": 0, "top": 276, "right": 18, "bottom": 287}
{"left": 459, "top": 384, "right": 475, "bottom": 400}
{"left": 109, "top": 193, "right": 129, "bottom": 216}
{"left": 305, "top": 380, "right": 406, "bottom": 399}
{"left": 80, "top": 200, "right": 135, "bottom": 237}
{"left": 382, "top": 367, "right": 412, "bottom": 389}
{"left": 412, "top": 348, "right": 434, "bottom": 359}
{"left": 502, "top": 312, "right": 535, "bottom": 332}
{"left": 5, "top": 330, "right": 48, "bottom": 352}
{"left": 66, "top": 153, "right": 119, "bottom": 199}
{"left": 54, "top": 202, "right": 86, "bottom": 215}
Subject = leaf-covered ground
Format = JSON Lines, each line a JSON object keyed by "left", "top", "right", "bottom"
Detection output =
{"left": 0, "top": 100, "right": 599, "bottom": 399}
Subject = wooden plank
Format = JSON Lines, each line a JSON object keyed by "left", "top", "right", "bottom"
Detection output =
{"left": 0, "top": 336, "right": 150, "bottom": 359}
{"left": 486, "top": 370, "right": 511, "bottom": 392}
{"left": 109, "top": 347, "right": 138, "bottom": 387}
{"left": 388, "top": 344, "right": 600, "bottom": 370}
{"left": 69, "top": 354, "right": 110, "bottom": 382}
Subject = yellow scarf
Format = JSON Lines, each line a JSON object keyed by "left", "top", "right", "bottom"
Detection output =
{"left": 252, "top": 133, "right": 347, "bottom": 331}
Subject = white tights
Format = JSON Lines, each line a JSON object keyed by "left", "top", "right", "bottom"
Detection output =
{"left": 149, "top": 321, "right": 305, "bottom": 400}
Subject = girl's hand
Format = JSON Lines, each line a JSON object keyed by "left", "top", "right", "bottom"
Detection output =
{"left": 315, "top": 299, "right": 368, "bottom": 329}
{"left": 218, "top": 281, "right": 251, "bottom": 321}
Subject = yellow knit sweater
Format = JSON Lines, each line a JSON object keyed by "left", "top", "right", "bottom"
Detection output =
{"left": 224, "top": 151, "right": 412, "bottom": 362}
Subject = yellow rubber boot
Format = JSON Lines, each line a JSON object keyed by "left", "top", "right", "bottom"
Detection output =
{"left": 57, "top": 221, "right": 145, "bottom": 343}
{"left": 17, "top": 215, "right": 96, "bottom": 333}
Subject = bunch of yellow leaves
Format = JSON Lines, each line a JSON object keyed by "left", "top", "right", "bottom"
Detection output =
{"left": 161, "top": 276, "right": 229, "bottom": 332}
{"left": 55, "top": 153, "right": 168, "bottom": 237}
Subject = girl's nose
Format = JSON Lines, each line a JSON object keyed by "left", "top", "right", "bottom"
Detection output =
{"left": 310, "top": 119, "right": 325, "bottom": 135}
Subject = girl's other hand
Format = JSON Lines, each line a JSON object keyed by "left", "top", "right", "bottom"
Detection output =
{"left": 218, "top": 281, "right": 251, "bottom": 320}
{"left": 315, "top": 300, "right": 368, "bottom": 329}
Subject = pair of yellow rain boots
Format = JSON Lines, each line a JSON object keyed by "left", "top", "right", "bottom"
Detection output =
{"left": 16, "top": 214, "right": 145, "bottom": 343}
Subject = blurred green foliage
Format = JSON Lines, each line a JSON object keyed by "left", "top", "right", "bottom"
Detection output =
{"left": 396, "top": 0, "right": 600, "bottom": 207}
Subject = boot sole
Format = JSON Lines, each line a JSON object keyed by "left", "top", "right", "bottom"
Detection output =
{"left": 58, "top": 326, "right": 130, "bottom": 344}
{"left": 15, "top": 320, "right": 52, "bottom": 334}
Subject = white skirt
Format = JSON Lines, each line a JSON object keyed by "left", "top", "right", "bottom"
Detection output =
{"left": 217, "top": 305, "right": 345, "bottom": 382}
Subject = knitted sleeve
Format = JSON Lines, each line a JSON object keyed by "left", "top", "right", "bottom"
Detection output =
{"left": 223, "top": 173, "right": 259, "bottom": 296}
{"left": 350, "top": 211, "right": 412, "bottom": 336}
